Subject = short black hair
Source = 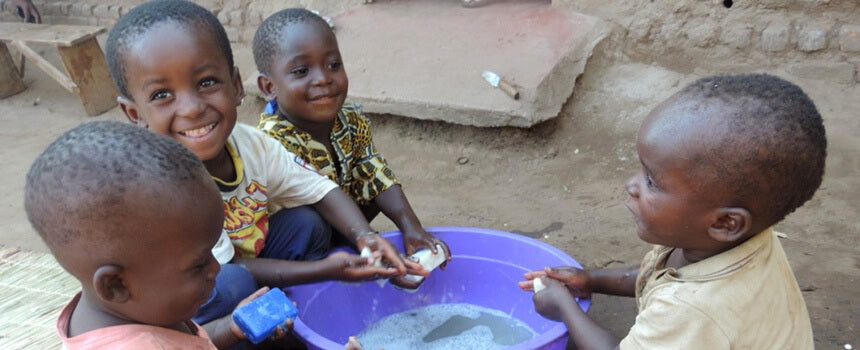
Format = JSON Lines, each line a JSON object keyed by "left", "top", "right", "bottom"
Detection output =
{"left": 105, "top": 0, "right": 233, "bottom": 98}
{"left": 252, "top": 8, "right": 333, "bottom": 75}
{"left": 25, "top": 121, "right": 208, "bottom": 248}
{"left": 677, "top": 73, "right": 826, "bottom": 224}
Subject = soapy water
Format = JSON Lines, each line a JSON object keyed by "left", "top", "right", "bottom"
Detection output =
{"left": 357, "top": 303, "right": 536, "bottom": 350}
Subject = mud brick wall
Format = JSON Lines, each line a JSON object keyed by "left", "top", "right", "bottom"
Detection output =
{"left": 556, "top": 0, "right": 860, "bottom": 84}
{"left": 2, "top": 0, "right": 857, "bottom": 84}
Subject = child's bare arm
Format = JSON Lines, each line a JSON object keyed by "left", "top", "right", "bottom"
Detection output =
{"left": 234, "top": 253, "right": 397, "bottom": 286}
{"left": 587, "top": 267, "right": 639, "bottom": 297}
{"left": 312, "top": 189, "right": 424, "bottom": 276}
{"left": 532, "top": 278, "right": 619, "bottom": 350}
{"left": 520, "top": 266, "right": 638, "bottom": 297}
{"left": 374, "top": 185, "right": 451, "bottom": 260}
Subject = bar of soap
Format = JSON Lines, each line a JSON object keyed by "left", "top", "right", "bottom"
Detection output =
{"left": 401, "top": 244, "right": 448, "bottom": 285}
{"left": 360, "top": 246, "right": 387, "bottom": 287}
{"left": 233, "top": 288, "right": 298, "bottom": 344}
{"left": 533, "top": 277, "right": 547, "bottom": 293}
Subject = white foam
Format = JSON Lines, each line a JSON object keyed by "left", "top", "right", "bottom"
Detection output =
{"left": 357, "top": 303, "right": 535, "bottom": 350}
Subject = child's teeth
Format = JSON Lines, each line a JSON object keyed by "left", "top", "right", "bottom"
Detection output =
{"left": 184, "top": 124, "right": 214, "bottom": 137}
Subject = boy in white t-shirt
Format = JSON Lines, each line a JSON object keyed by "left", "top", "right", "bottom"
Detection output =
{"left": 105, "top": 0, "right": 424, "bottom": 343}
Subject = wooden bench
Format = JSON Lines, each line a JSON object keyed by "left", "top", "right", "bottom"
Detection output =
{"left": 0, "top": 23, "right": 117, "bottom": 116}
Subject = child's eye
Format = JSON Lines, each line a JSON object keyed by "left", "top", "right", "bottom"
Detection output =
{"left": 328, "top": 61, "right": 342, "bottom": 70}
{"left": 200, "top": 77, "right": 218, "bottom": 88}
{"left": 150, "top": 90, "right": 171, "bottom": 101}
{"left": 645, "top": 175, "right": 656, "bottom": 189}
{"left": 291, "top": 67, "right": 309, "bottom": 76}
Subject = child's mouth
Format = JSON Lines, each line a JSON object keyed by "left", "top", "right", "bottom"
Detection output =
{"left": 179, "top": 122, "right": 217, "bottom": 138}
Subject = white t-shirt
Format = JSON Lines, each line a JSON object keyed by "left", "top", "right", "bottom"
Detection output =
{"left": 211, "top": 123, "right": 338, "bottom": 263}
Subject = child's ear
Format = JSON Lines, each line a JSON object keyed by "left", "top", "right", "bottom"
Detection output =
{"left": 257, "top": 73, "right": 276, "bottom": 102}
{"left": 118, "top": 96, "right": 147, "bottom": 128}
{"left": 231, "top": 66, "right": 245, "bottom": 105}
{"left": 92, "top": 264, "right": 131, "bottom": 303}
{"left": 707, "top": 207, "right": 752, "bottom": 243}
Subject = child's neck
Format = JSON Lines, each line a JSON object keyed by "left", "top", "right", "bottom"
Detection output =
{"left": 70, "top": 290, "right": 191, "bottom": 337}
{"left": 204, "top": 147, "right": 236, "bottom": 183}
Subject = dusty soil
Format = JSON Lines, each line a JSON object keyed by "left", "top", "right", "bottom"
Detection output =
{"left": 1, "top": 38, "right": 857, "bottom": 349}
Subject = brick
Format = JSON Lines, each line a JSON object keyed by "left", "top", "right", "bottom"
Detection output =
{"left": 59, "top": 2, "right": 71, "bottom": 15}
{"left": 108, "top": 5, "right": 123, "bottom": 19}
{"left": 247, "top": 9, "right": 263, "bottom": 26}
{"left": 92, "top": 4, "right": 111, "bottom": 18}
{"left": 798, "top": 26, "right": 828, "bottom": 52}
{"left": 761, "top": 22, "right": 791, "bottom": 52}
{"left": 685, "top": 20, "right": 717, "bottom": 48}
{"left": 229, "top": 10, "right": 243, "bottom": 26}
{"left": 721, "top": 26, "right": 752, "bottom": 49}
{"left": 70, "top": 3, "right": 93, "bottom": 16}
{"left": 787, "top": 62, "right": 856, "bottom": 84}
{"left": 838, "top": 25, "right": 860, "bottom": 52}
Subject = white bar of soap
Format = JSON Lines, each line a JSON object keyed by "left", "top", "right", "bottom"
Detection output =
{"left": 402, "top": 244, "right": 447, "bottom": 284}
{"left": 360, "top": 247, "right": 387, "bottom": 287}
{"left": 533, "top": 277, "right": 547, "bottom": 293}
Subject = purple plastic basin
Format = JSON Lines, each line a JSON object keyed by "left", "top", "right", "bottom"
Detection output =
{"left": 285, "top": 227, "right": 590, "bottom": 350}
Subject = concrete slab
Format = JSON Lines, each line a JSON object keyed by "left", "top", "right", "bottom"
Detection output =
{"left": 332, "top": 0, "right": 608, "bottom": 127}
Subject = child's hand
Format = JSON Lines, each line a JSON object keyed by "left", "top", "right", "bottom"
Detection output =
{"left": 345, "top": 336, "right": 364, "bottom": 350}
{"left": 531, "top": 277, "right": 579, "bottom": 322}
{"left": 519, "top": 266, "right": 593, "bottom": 298}
{"left": 402, "top": 228, "right": 452, "bottom": 269}
{"left": 230, "top": 287, "right": 293, "bottom": 341}
{"left": 325, "top": 251, "right": 399, "bottom": 281}
{"left": 356, "top": 233, "right": 425, "bottom": 277}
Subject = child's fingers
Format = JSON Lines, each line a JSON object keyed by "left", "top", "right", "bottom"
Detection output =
{"left": 523, "top": 270, "right": 548, "bottom": 279}
{"left": 517, "top": 280, "right": 534, "bottom": 291}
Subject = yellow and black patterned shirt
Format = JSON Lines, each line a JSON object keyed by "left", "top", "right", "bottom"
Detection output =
{"left": 258, "top": 103, "right": 398, "bottom": 204}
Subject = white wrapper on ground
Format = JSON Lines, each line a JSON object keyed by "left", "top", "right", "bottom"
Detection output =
{"left": 402, "top": 244, "right": 448, "bottom": 285}
{"left": 533, "top": 277, "right": 547, "bottom": 293}
{"left": 360, "top": 246, "right": 388, "bottom": 287}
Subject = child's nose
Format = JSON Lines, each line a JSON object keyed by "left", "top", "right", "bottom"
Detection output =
{"left": 626, "top": 176, "right": 640, "bottom": 198}
{"left": 176, "top": 93, "right": 206, "bottom": 118}
{"left": 311, "top": 68, "right": 332, "bottom": 85}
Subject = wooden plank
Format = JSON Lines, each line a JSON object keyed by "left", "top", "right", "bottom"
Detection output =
{"left": 0, "top": 23, "right": 105, "bottom": 47}
{"left": 0, "top": 42, "right": 27, "bottom": 98}
{"left": 10, "top": 40, "right": 77, "bottom": 93}
{"left": 57, "top": 37, "right": 117, "bottom": 116}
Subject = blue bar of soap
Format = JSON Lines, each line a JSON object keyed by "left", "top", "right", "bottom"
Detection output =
{"left": 232, "top": 288, "right": 299, "bottom": 344}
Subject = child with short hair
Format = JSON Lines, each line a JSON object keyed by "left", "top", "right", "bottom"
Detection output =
{"left": 25, "top": 121, "right": 273, "bottom": 349}
{"left": 253, "top": 8, "right": 450, "bottom": 289}
{"left": 104, "top": 0, "right": 424, "bottom": 340}
{"left": 520, "top": 74, "right": 821, "bottom": 349}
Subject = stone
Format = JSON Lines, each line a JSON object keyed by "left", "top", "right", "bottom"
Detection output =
{"left": 685, "top": 20, "right": 717, "bottom": 48}
{"left": 229, "top": 10, "right": 244, "bottom": 26}
{"left": 217, "top": 9, "right": 230, "bottom": 25}
{"left": 70, "top": 3, "right": 93, "bottom": 16}
{"left": 721, "top": 26, "right": 752, "bottom": 49}
{"left": 329, "top": 1, "right": 609, "bottom": 127}
{"left": 787, "top": 62, "right": 856, "bottom": 84}
{"left": 797, "top": 26, "right": 828, "bottom": 52}
{"left": 838, "top": 25, "right": 860, "bottom": 52}
{"left": 761, "top": 21, "right": 791, "bottom": 52}
{"left": 224, "top": 26, "right": 240, "bottom": 43}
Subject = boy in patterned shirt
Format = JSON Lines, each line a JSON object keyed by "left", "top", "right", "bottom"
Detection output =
{"left": 254, "top": 8, "right": 450, "bottom": 289}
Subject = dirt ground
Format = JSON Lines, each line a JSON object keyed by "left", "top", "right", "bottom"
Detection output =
{"left": 1, "top": 34, "right": 857, "bottom": 349}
